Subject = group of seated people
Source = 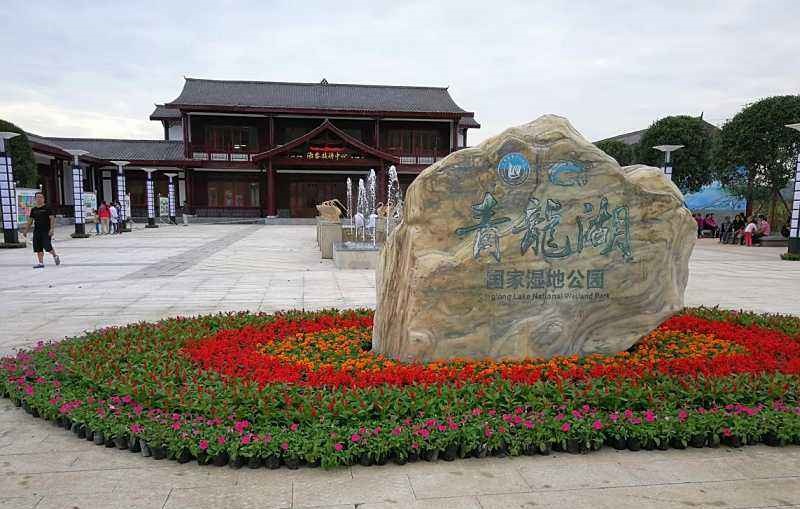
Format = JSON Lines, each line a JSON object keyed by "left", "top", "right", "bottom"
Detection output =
{"left": 694, "top": 212, "right": 777, "bottom": 246}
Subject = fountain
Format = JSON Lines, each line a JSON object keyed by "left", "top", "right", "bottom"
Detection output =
{"left": 333, "top": 175, "right": 381, "bottom": 269}
{"left": 386, "top": 165, "right": 403, "bottom": 236}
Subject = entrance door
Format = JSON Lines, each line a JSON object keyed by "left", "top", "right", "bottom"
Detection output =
{"left": 289, "top": 181, "right": 342, "bottom": 218}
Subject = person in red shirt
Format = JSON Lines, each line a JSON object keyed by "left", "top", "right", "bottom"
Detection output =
{"left": 98, "top": 201, "right": 110, "bottom": 234}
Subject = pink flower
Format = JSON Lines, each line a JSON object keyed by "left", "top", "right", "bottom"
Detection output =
{"left": 280, "top": 442, "right": 289, "bottom": 451}
{"left": 678, "top": 410, "right": 689, "bottom": 422}
{"left": 217, "top": 436, "right": 226, "bottom": 445}
{"left": 334, "top": 443, "right": 344, "bottom": 452}
{"left": 350, "top": 433, "right": 362, "bottom": 443}
{"left": 130, "top": 424, "right": 143, "bottom": 434}
{"left": 524, "top": 420, "right": 533, "bottom": 429}
{"left": 171, "top": 422, "right": 181, "bottom": 430}
{"left": 592, "top": 420, "right": 603, "bottom": 430}
{"left": 198, "top": 440, "right": 209, "bottom": 451}
{"left": 484, "top": 427, "right": 493, "bottom": 438}
{"left": 471, "top": 408, "right": 482, "bottom": 416}
{"left": 609, "top": 412, "right": 619, "bottom": 422}
{"left": 644, "top": 410, "right": 656, "bottom": 423}
{"left": 391, "top": 427, "right": 402, "bottom": 436}
{"left": 289, "top": 423, "right": 299, "bottom": 432}
{"left": 418, "top": 429, "right": 430, "bottom": 439}
{"left": 241, "top": 435, "right": 251, "bottom": 445}
{"left": 561, "top": 422, "right": 571, "bottom": 432}
{"left": 121, "top": 395, "right": 132, "bottom": 404}
{"left": 264, "top": 434, "right": 272, "bottom": 443}
{"left": 234, "top": 420, "right": 250, "bottom": 433}
{"left": 437, "top": 424, "right": 447, "bottom": 432}
{"left": 722, "top": 428, "right": 732, "bottom": 437}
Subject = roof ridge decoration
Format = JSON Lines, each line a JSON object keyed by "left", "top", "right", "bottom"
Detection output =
{"left": 252, "top": 119, "right": 400, "bottom": 164}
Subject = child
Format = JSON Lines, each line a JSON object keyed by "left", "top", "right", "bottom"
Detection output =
{"left": 744, "top": 217, "right": 756, "bottom": 246}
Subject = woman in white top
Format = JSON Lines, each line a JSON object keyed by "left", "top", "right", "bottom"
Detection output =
{"left": 109, "top": 203, "right": 119, "bottom": 234}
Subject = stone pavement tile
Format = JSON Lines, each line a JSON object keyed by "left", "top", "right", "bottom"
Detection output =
{"left": 408, "top": 463, "right": 530, "bottom": 499}
{"left": 0, "top": 451, "right": 80, "bottom": 475}
{"left": 0, "top": 497, "right": 41, "bottom": 509}
{"left": 292, "top": 472, "right": 413, "bottom": 508}
{"left": 517, "top": 461, "right": 642, "bottom": 491}
{"left": 360, "top": 495, "right": 482, "bottom": 508}
{"left": 71, "top": 445, "right": 166, "bottom": 471}
{"left": 625, "top": 455, "right": 750, "bottom": 485}
{"left": 0, "top": 468, "right": 122, "bottom": 497}
{"left": 164, "top": 482, "right": 292, "bottom": 509}
{"left": 112, "top": 463, "right": 240, "bottom": 490}
{"left": 478, "top": 490, "right": 677, "bottom": 509}
{"left": 36, "top": 489, "right": 170, "bottom": 509}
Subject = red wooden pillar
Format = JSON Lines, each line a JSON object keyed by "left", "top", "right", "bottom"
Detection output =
{"left": 267, "top": 159, "right": 277, "bottom": 216}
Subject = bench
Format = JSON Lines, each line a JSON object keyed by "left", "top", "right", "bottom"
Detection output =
{"left": 757, "top": 235, "right": 788, "bottom": 247}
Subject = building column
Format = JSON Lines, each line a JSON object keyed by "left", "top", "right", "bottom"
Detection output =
{"left": 111, "top": 161, "right": 130, "bottom": 232}
{"left": 0, "top": 133, "right": 23, "bottom": 247}
{"left": 143, "top": 168, "right": 158, "bottom": 228}
{"left": 165, "top": 173, "right": 177, "bottom": 224}
{"left": 267, "top": 159, "right": 277, "bottom": 217}
{"left": 65, "top": 150, "right": 90, "bottom": 238}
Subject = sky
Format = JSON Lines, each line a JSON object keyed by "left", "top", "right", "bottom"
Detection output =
{"left": 1, "top": 0, "right": 798, "bottom": 144}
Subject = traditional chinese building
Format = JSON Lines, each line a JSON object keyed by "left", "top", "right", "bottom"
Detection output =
{"left": 26, "top": 78, "right": 479, "bottom": 219}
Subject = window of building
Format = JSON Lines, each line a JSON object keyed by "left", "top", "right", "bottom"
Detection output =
{"left": 207, "top": 179, "right": 260, "bottom": 207}
{"left": 385, "top": 129, "right": 441, "bottom": 153}
{"left": 204, "top": 125, "right": 258, "bottom": 151}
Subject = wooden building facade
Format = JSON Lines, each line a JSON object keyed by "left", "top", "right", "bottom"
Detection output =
{"left": 27, "top": 78, "right": 479, "bottom": 218}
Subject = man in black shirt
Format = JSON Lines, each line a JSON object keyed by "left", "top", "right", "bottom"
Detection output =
{"left": 21, "top": 192, "right": 60, "bottom": 268}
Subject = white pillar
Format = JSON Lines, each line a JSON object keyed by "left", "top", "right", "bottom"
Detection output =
{"left": 0, "top": 133, "right": 21, "bottom": 246}
{"left": 65, "top": 150, "right": 89, "bottom": 237}
{"left": 143, "top": 168, "right": 158, "bottom": 228}
{"left": 164, "top": 172, "right": 177, "bottom": 224}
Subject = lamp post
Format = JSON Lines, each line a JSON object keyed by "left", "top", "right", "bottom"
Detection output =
{"left": 653, "top": 145, "right": 684, "bottom": 182}
{"left": 110, "top": 160, "right": 130, "bottom": 232}
{"left": 142, "top": 168, "right": 158, "bottom": 228}
{"left": 65, "top": 149, "right": 90, "bottom": 238}
{"left": 0, "top": 132, "right": 24, "bottom": 247}
{"left": 164, "top": 172, "right": 177, "bottom": 224}
{"left": 785, "top": 124, "right": 800, "bottom": 255}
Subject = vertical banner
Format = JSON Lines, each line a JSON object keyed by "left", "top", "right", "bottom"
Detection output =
{"left": 72, "top": 166, "right": 85, "bottom": 224}
{"left": 146, "top": 178, "right": 155, "bottom": 218}
{"left": 0, "top": 155, "right": 18, "bottom": 231}
{"left": 791, "top": 158, "right": 800, "bottom": 238}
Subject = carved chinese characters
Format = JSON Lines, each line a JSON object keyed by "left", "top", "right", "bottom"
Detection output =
{"left": 373, "top": 115, "right": 696, "bottom": 361}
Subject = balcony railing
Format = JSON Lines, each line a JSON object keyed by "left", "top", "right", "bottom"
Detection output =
{"left": 188, "top": 144, "right": 262, "bottom": 162}
{"left": 384, "top": 147, "right": 449, "bottom": 165}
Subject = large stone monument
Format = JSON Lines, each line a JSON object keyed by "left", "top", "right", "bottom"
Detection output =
{"left": 373, "top": 115, "right": 696, "bottom": 361}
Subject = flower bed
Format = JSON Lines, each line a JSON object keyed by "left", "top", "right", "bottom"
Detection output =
{"left": 2, "top": 307, "right": 799, "bottom": 469}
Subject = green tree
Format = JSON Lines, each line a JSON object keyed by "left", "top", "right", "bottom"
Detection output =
{"left": 0, "top": 119, "right": 37, "bottom": 187}
{"left": 714, "top": 95, "right": 800, "bottom": 216}
{"left": 637, "top": 115, "right": 718, "bottom": 192}
{"left": 595, "top": 139, "right": 636, "bottom": 166}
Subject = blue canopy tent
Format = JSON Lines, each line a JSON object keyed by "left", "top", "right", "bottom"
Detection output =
{"left": 683, "top": 181, "right": 746, "bottom": 217}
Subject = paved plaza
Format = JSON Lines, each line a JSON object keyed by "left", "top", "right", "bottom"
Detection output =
{"left": 0, "top": 224, "right": 799, "bottom": 509}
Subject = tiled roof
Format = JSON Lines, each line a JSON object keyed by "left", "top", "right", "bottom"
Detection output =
{"left": 459, "top": 116, "right": 480, "bottom": 128}
{"left": 44, "top": 138, "right": 186, "bottom": 161}
{"left": 166, "top": 78, "right": 474, "bottom": 115}
{"left": 150, "top": 104, "right": 182, "bottom": 121}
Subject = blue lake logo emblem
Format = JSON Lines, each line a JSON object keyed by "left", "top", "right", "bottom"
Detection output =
{"left": 497, "top": 152, "right": 530, "bottom": 186}
{"left": 548, "top": 160, "right": 588, "bottom": 187}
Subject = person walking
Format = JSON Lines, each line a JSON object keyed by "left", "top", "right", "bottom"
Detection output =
{"left": 180, "top": 201, "right": 190, "bottom": 226}
{"left": 98, "top": 201, "right": 110, "bottom": 234}
{"left": 21, "top": 192, "right": 61, "bottom": 268}
{"left": 109, "top": 201, "right": 119, "bottom": 234}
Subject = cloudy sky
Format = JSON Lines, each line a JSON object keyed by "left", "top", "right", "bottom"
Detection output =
{"left": 1, "top": 0, "right": 798, "bottom": 144}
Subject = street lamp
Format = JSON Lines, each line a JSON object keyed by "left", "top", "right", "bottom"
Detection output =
{"left": 653, "top": 145, "right": 684, "bottom": 182}
{"left": 65, "top": 149, "right": 91, "bottom": 238}
{"left": 0, "top": 132, "right": 24, "bottom": 247}
{"left": 785, "top": 124, "right": 800, "bottom": 255}
{"left": 164, "top": 173, "right": 177, "bottom": 224}
{"left": 142, "top": 168, "right": 158, "bottom": 228}
{"left": 110, "top": 161, "right": 130, "bottom": 232}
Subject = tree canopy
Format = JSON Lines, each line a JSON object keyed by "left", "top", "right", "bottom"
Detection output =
{"left": 714, "top": 95, "right": 800, "bottom": 215}
{"left": 0, "top": 119, "right": 37, "bottom": 188}
{"left": 595, "top": 139, "right": 636, "bottom": 167}
{"left": 637, "top": 115, "right": 718, "bottom": 192}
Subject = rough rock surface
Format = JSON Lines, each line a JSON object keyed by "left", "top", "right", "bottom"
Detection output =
{"left": 373, "top": 115, "right": 696, "bottom": 361}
